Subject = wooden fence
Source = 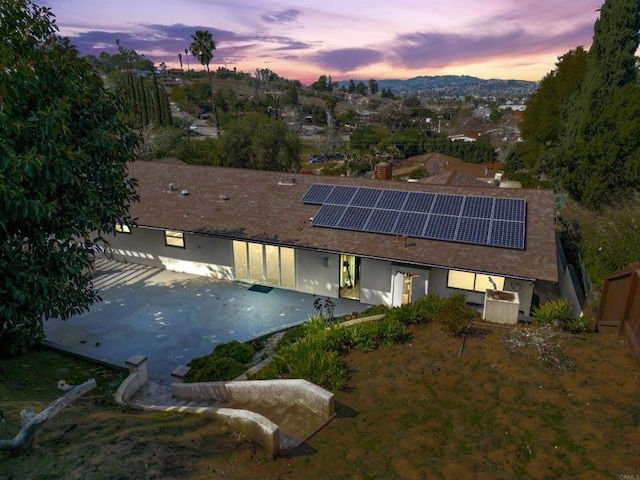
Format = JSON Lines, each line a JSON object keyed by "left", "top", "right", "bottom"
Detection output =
{"left": 597, "top": 262, "right": 640, "bottom": 363}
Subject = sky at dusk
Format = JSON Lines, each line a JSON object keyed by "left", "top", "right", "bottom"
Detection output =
{"left": 41, "top": 0, "right": 605, "bottom": 85}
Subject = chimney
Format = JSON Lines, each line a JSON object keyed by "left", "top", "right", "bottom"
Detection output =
{"left": 374, "top": 161, "right": 392, "bottom": 180}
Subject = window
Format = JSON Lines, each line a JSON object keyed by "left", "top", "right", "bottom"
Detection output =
{"left": 115, "top": 223, "right": 131, "bottom": 234}
{"left": 165, "top": 230, "right": 185, "bottom": 248}
{"left": 447, "top": 269, "right": 505, "bottom": 292}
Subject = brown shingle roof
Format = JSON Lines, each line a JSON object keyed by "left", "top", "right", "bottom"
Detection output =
{"left": 127, "top": 161, "right": 558, "bottom": 282}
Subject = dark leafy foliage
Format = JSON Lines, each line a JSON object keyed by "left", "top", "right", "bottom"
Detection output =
{"left": 0, "top": 1, "right": 138, "bottom": 355}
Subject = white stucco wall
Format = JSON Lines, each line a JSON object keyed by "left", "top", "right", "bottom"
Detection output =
{"left": 106, "top": 228, "right": 234, "bottom": 279}
{"left": 296, "top": 250, "right": 338, "bottom": 298}
{"left": 360, "top": 258, "right": 393, "bottom": 305}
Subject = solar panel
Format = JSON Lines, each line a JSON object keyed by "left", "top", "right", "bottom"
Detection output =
{"left": 351, "top": 187, "right": 383, "bottom": 207}
{"left": 456, "top": 217, "right": 491, "bottom": 244}
{"left": 303, "top": 183, "right": 527, "bottom": 250}
{"left": 302, "top": 184, "right": 334, "bottom": 204}
{"left": 489, "top": 220, "right": 525, "bottom": 249}
{"left": 462, "top": 196, "right": 494, "bottom": 219}
{"left": 494, "top": 198, "right": 526, "bottom": 222}
{"left": 376, "top": 189, "right": 408, "bottom": 210}
{"left": 423, "top": 214, "right": 460, "bottom": 240}
{"left": 337, "top": 207, "right": 374, "bottom": 230}
{"left": 403, "top": 192, "right": 436, "bottom": 213}
{"left": 312, "top": 204, "right": 346, "bottom": 227}
{"left": 364, "top": 209, "right": 400, "bottom": 234}
{"left": 325, "top": 185, "right": 357, "bottom": 205}
{"left": 432, "top": 194, "right": 464, "bottom": 216}
{"left": 396, "top": 212, "right": 429, "bottom": 237}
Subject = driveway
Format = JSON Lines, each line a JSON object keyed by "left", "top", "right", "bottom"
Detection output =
{"left": 43, "top": 259, "right": 369, "bottom": 383}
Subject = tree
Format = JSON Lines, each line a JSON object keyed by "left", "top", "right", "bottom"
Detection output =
{"left": 216, "top": 113, "right": 301, "bottom": 171}
{"left": 368, "top": 79, "right": 379, "bottom": 96}
{"left": 355, "top": 81, "right": 368, "bottom": 96}
{"left": 519, "top": 47, "right": 588, "bottom": 170}
{"left": 0, "top": 0, "right": 138, "bottom": 355}
{"left": 571, "top": 0, "right": 640, "bottom": 143}
{"left": 190, "top": 30, "right": 221, "bottom": 136}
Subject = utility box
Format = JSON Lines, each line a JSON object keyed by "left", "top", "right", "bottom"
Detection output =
{"left": 483, "top": 290, "right": 520, "bottom": 325}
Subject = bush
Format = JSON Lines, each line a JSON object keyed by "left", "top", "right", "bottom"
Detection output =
{"left": 185, "top": 356, "right": 247, "bottom": 382}
{"left": 563, "top": 315, "right": 595, "bottom": 334}
{"left": 185, "top": 340, "right": 255, "bottom": 382}
{"left": 434, "top": 298, "right": 479, "bottom": 337}
{"left": 358, "top": 304, "right": 391, "bottom": 317}
{"left": 277, "top": 325, "right": 306, "bottom": 350}
{"left": 534, "top": 298, "right": 572, "bottom": 328}
{"left": 212, "top": 340, "right": 254, "bottom": 364}
{"left": 414, "top": 293, "right": 447, "bottom": 322}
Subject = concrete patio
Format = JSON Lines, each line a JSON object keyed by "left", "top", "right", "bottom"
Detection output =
{"left": 43, "top": 259, "right": 370, "bottom": 383}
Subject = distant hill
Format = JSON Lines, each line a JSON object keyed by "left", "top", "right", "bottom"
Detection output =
{"left": 336, "top": 75, "right": 538, "bottom": 98}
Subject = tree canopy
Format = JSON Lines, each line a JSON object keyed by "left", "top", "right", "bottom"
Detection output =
{"left": 0, "top": 0, "right": 138, "bottom": 355}
{"left": 520, "top": 0, "right": 640, "bottom": 209}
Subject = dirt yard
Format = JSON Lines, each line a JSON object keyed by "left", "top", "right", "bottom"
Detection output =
{"left": 2, "top": 323, "right": 639, "bottom": 480}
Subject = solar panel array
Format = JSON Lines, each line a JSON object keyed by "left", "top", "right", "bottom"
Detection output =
{"left": 302, "top": 184, "right": 527, "bottom": 250}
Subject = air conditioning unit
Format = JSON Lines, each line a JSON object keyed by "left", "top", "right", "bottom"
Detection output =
{"left": 483, "top": 289, "right": 519, "bottom": 325}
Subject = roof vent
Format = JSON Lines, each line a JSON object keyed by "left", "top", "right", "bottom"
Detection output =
{"left": 278, "top": 178, "right": 296, "bottom": 186}
{"left": 180, "top": 189, "right": 189, "bottom": 197}
{"left": 217, "top": 194, "right": 229, "bottom": 203}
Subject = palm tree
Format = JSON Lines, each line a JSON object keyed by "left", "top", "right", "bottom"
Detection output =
{"left": 184, "top": 48, "right": 190, "bottom": 72}
{"left": 189, "top": 30, "right": 220, "bottom": 136}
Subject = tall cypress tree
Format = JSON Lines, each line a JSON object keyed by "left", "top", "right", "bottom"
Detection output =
{"left": 559, "top": 0, "right": 640, "bottom": 208}
{"left": 571, "top": 0, "right": 640, "bottom": 143}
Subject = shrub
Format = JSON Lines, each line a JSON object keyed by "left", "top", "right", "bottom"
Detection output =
{"left": 385, "top": 302, "right": 423, "bottom": 326}
{"left": 277, "top": 325, "right": 306, "bottom": 350}
{"left": 414, "top": 293, "right": 447, "bottom": 322}
{"left": 448, "top": 291, "right": 468, "bottom": 304}
{"left": 185, "top": 356, "right": 247, "bottom": 382}
{"left": 434, "top": 298, "right": 479, "bottom": 337}
{"left": 564, "top": 315, "right": 595, "bottom": 334}
{"left": 212, "top": 340, "right": 254, "bottom": 364}
{"left": 358, "top": 304, "right": 391, "bottom": 317}
{"left": 301, "top": 314, "right": 329, "bottom": 335}
{"left": 534, "top": 298, "right": 572, "bottom": 328}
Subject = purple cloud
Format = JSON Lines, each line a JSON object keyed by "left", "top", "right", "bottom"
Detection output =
{"left": 389, "top": 20, "right": 595, "bottom": 69}
{"left": 261, "top": 9, "right": 300, "bottom": 24}
{"left": 310, "top": 48, "right": 384, "bottom": 72}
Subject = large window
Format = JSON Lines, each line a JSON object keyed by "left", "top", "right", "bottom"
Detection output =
{"left": 115, "top": 223, "right": 131, "bottom": 234}
{"left": 233, "top": 241, "right": 295, "bottom": 288}
{"left": 447, "top": 269, "right": 505, "bottom": 292}
{"left": 165, "top": 230, "right": 185, "bottom": 248}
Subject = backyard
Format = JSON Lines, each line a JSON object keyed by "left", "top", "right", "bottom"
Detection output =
{"left": 1, "top": 322, "right": 639, "bottom": 479}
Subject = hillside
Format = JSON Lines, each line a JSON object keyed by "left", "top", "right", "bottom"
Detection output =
{"left": 337, "top": 75, "right": 537, "bottom": 97}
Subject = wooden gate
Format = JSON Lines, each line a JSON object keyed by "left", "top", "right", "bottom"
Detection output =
{"left": 597, "top": 262, "right": 640, "bottom": 362}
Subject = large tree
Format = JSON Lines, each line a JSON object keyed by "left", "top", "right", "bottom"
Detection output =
{"left": 216, "top": 114, "right": 301, "bottom": 171}
{"left": 189, "top": 30, "right": 221, "bottom": 137}
{"left": 521, "top": 0, "right": 640, "bottom": 209}
{"left": 571, "top": 0, "right": 640, "bottom": 143}
{"left": 0, "top": 0, "right": 138, "bottom": 355}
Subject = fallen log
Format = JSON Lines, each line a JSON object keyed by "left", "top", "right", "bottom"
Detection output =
{"left": 0, "top": 378, "right": 96, "bottom": 452}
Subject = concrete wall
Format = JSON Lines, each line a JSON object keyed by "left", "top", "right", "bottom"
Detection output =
{"left": 172, "top": 379, "right": 335, "bottom": 420}
{"left": 360, "top": 258, "right": 392, "bottom": 306}
{"left": 108, "top": 228, "right": 234, "bottom": 279}
{"left": 213, "top": 408, "right": 280, "bottom": 458}
{"left": 296, "top": 250, "right": 338, "bottom": 298}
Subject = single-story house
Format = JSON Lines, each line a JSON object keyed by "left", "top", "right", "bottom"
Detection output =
{"left": 107, "top": 160, "right": 558, "bottom": 316}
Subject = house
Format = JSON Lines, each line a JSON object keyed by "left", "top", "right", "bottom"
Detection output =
{"left": 107, "top": 160, "right": 558, "bottom": 316}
